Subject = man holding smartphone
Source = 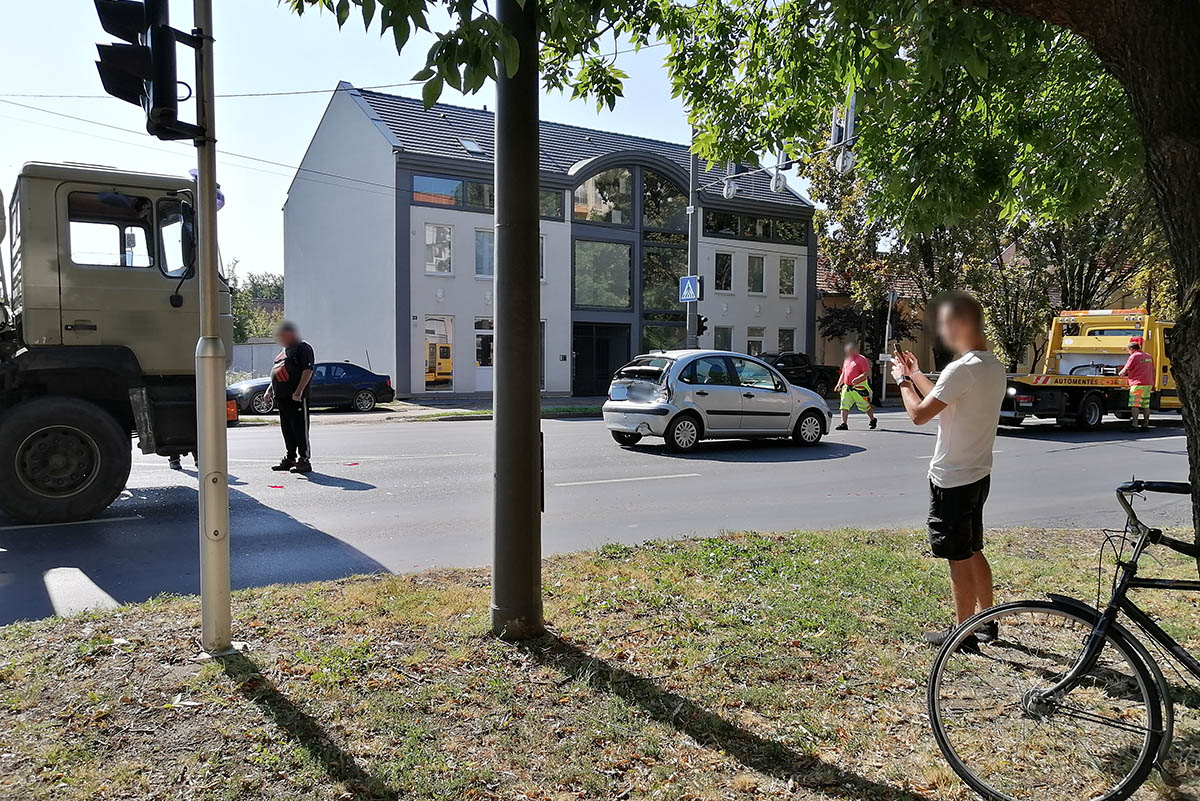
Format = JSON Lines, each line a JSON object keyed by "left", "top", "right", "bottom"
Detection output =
{"left": 891, "top": 291, "right": 1006, "bottom": 649}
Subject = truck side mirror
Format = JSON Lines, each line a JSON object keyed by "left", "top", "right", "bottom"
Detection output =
{"left": 180, "top": 203, "right": 197, "bottom": 279}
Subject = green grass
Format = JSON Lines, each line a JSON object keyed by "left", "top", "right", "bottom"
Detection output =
{"left": 2, "top": 527, "right": 1198, "bottom": 800}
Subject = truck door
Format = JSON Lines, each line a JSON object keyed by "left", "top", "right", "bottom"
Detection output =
{"left": 57, "top": 185, "right": 200, "bottom": 375}
{"left": 1158, "top": 323, "right": 1180, "bottom": 409}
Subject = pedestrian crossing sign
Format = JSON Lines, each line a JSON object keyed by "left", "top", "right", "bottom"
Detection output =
{"left": 679, "top": 275, "right": 702, "bottom": 303}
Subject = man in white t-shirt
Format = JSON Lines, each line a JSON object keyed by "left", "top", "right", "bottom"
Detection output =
{"left": 891, "top": 291, "right": 1007, "bottom": 650}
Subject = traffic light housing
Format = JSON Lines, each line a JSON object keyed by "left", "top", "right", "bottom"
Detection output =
{"left": 94, "top": 0, "right": 202, "bottom": 140}
{"left": 696, "top": 315, "right": 709, "bottom": 338}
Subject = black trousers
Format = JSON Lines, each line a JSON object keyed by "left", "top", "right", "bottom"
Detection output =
{"left": 277, "top": 395, "right": 310, "bottom": 460}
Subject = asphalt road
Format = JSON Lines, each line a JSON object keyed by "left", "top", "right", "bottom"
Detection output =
{"left": 1, "top": 410, "right": 1191, "bottom": 624}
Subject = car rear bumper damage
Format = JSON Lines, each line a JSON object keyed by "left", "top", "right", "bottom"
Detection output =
{"left": 602, "top": 403, "right": 672, "bottom": 437}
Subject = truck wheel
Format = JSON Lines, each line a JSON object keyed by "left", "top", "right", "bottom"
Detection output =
{"left": 1076, "top": 394, "right": 1105, "bottom": 431}
{"left": 0, "top": 397, "right": 132, "bottom": 524}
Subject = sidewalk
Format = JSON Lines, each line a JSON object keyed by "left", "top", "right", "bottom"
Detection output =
{"left": 238, "top": 395, "right": 608, "bottom": 426}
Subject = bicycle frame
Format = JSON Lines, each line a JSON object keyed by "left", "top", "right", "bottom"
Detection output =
{"left": 1039, "top": 488, "right": 1200, "bottom": 700}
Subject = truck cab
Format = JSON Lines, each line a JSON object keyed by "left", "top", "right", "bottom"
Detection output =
{"left": 0, "top": 162, "right": 233, "bottom": 523}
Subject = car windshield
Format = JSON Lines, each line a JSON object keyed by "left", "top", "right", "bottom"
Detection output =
{"left": 614, "top": 356, "right": 673, "bottom": 384}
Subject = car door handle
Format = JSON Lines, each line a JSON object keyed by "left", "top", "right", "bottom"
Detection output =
{"left": 64, "top": 323, "right": 98, "bottom": 331}
{"left": 695, "top": 390, "right": 709, "bottom": 396}
{"left": 743, "top": 392, "right": 755, "bottom": 399}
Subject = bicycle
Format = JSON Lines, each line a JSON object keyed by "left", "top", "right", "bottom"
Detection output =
{"left": 927, "top": 479, "right": 1197, "bottom": 801}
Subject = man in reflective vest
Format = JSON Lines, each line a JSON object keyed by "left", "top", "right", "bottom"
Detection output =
{"left": 1119, "top": 336, "right": 1155, "bottom": 432}
{"left": 834, "top": 342, "right": 878, "bottom": 430}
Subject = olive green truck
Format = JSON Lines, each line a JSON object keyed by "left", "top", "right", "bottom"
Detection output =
{"left": 0, "top": 162, "right": 233, "bottom": 524}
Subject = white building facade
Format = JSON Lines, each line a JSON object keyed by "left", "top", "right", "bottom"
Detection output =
{"left": 285, "top": 83, "right": 817, "bottom": 397}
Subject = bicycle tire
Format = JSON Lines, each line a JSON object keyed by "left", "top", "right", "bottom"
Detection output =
{"left": 928, "top": 599, "right": 1163, "bottom": 801}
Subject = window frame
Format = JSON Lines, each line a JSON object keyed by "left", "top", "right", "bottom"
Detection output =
{"left": 713, "top": 325, "right": 733, "bottom": 351}
{"left": 778, "top": 256, "right": 797, "bottom": 297}
{"left": 571, "top": 238, "right": 633, "bottom": 311}
{"left": 731, "top": 356, "right": 787, "bottom": 392}
{"left": 66, "top": 190, "right": 156, "bottom": 271}
{"left": 473, "top": 228, "right": 494, "bottom": 278}
{"left": 714, "top": 251, "right": 733, "bottom": 293}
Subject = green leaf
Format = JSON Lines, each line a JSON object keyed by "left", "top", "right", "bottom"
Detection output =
{"left": 421, "top": 75, "right": 444, "bottom": 108}
{"left": 335, "top": 0, "right": 350, "bottom": 28}
{"left": 361, "top": 0, "right": 376, "bottom": 31}
{"left": 392, "top": 17, "right": 410, "bottom": 52}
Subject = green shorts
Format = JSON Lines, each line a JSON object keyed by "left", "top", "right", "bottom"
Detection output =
{"left": 1129, "top": 385, "right": 1152, "bottom": 409}
{"left": 840, "top": 385, "right": 872, "bottom": 412}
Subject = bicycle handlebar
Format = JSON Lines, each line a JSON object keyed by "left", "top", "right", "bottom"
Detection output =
{"left": 1117, "top": 479, "right": 1191, "bottom": 495}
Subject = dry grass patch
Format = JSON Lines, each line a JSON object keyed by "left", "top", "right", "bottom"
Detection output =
{"left": 2, "top": 528, "right": 1200, "bottom": 800}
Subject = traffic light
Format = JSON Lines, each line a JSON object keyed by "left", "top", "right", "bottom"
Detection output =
{"left": 696, "top": 315, "right": 709, "bottom": 338}
{"left": 94, "top": 0, "right": 201, "bottom": 140}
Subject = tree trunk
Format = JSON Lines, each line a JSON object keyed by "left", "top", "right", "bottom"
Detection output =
{"left": 1093, "top": 6, "right": 1200, "bottom": 545}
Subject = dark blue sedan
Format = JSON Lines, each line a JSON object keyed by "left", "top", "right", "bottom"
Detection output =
{"left": 229, "top": 362, "right": 395, "bottom": 414}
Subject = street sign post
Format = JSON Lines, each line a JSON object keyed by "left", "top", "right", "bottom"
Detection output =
{"left": 684, "top": 146, "right": 700, "bottom": 348}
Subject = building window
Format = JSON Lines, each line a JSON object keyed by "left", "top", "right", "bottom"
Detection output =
{"left": 539, "top": 235, "right": 546, "bottom": 280}
{"left": 425, "top": 223, "right": 453, "bottom": 274}
{"left": 475, "top": 317, "right": 494, "bottom": 367}
{"left": 747, "top": 326, "right": 765, "bottom": 356}
{"left": 642, "top": 169, "right": 688, "bottom": 231}
{"left": 425, "top": 315, "right": 454, "bottom": 391}
{"left": 465, "top": 181, "right": 494, "bottom": 209}
{"left": 779, "top": 257, "right": 796, "bottom": 296}
{"left": 573, "top": 240, "right": 632, "bottom": 309}
{"left": 412, "top": 175, "right": 463, "bottom": 206}
{"left": 68, "top": 191, "right": 153, "bottom": 268}
{"left": 778, "top": 328, "right": 795, "bottom": 352}
{"left": 714, "top": 325, "right": 733, "bottom": 351}
{"left": 714, "top": 252, "right": 732, "bottom": 292}
{"left": 540, "top": 189, "right": 565, "bottom": 220}
{"left": 643, "top": 325, "right": 685, "bottom": 352}
{"left": 702, "top": 209, "right": 806, "bottom": 244}
{"left": 641, "top": 245, "right": 688, "bottom": 311}
{"left": 474, "top": 229, "right": 494, "bottom": 277}
{"left": 748, "top": 255, "right": 765, "bottom": 294}
{"left": 573, "top": 167, "right": 633, "bottom": 226}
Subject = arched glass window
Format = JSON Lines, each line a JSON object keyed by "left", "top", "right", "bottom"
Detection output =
{"left": 573, "top": 167, "right": 633, "bottom": 226}
{"left": 642, "top": 169, "right": 687, "bottom": 231}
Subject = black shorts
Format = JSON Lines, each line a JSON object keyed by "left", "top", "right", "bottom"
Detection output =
{"left": 928, "top": 475, "right": 990, "bottom": 561}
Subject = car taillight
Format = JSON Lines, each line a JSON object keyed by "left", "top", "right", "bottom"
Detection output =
{"left": 386, "top": 377, "right": 392, "bottom": 387}
{"left": 1015, "top": 394, "right": 1035, "bottom": 404}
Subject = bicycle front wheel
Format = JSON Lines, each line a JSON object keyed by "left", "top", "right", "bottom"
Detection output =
{"left": 928, "top": 600, "right": 1163, "bottom": 801}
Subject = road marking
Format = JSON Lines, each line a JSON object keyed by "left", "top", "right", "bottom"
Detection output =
{"left": 0, "top": 514, "right": 142, "bottom": 531}
{"left": 554, "top": 473, "right": 701, "bottom": 487}
{"left": 42, "top": 567, "right": 120, "bottom": 616}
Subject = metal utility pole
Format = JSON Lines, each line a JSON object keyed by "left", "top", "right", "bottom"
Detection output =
{"left": 491, "top": 0, "right": 544, "bottom": 640}
{"left": 193, "top": 0, "right": 233, "bottom": 655}
{"left": 879, "top": 288, "right": 898, "bottom": 405}
{"left": 685, "top": 147, "right": 700, "bottom": 349}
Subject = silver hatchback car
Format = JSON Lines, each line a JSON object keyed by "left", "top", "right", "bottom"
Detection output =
{"left": 602, "top": 350, "right": 832, "bottom": 451}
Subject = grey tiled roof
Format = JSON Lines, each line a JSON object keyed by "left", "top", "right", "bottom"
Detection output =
{"left": 356, "top": 87, "right": 812, "bottom": 209}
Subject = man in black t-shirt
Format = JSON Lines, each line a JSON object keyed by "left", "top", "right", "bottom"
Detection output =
{"left": 263, "top": 321, "right": 315, "bottom": 473}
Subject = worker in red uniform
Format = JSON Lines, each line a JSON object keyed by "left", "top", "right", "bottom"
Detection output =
{"left": 834, "top": 342, "right": 878, "bottom": 430}
{"left": 1119, "top": 336, "right": 1155, "bottom": 432}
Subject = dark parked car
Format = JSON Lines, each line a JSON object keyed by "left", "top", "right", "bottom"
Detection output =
{"left": 229, "top": 362, "right": 395, "bottom": 414}
{"left": 758, "top": 352, "right": 840, "bottom": 398}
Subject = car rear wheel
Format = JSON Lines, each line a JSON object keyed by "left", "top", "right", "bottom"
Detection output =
{"left": 792, "top": 410, "right": 825, "bottom": 446}
{"left": 353, "top": 389, "right": 377, "bottom": 412}
{"left": 665, "top": 414, "right": 702, "bottom": 452}
{"left": 611, "top": 431, "right": 642, "bottom": 446}
{"left": 249, "top": 391, "right": 274, "bottom": 415}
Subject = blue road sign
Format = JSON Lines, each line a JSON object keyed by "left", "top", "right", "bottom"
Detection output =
{"left": 679, "top": 275, "right": 702, "bottom": 303}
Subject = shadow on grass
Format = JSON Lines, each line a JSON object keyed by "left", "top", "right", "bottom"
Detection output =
{"left": 220, "top": 652, "right": 398, "bottom": 801}
{"left": 524, "top": 635, "right": 929, "bottom": 801}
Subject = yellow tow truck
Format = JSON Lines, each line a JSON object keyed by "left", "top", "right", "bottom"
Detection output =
{"left": 1000, "top": 309, "right": 1178, "bottom": 429}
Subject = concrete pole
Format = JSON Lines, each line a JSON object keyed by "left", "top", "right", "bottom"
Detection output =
{"left": 685, "top": 145, "right": 700, "bottom": 349}
{"left": 490, "top": 0, "right": 544, "bottom": 640}
{"left": 193, "top": 0, "right": 232, "bottom": 655}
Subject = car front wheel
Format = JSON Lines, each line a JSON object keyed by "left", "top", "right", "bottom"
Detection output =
{"left": 793, "top": 410, "right": 824, "bottom": 446}
{"left": 611, "top": 431, "right": 642, "bottom": 447}
{"left": 665, "top": 414, "right": 702, "bottom": 452}
{"left": 249, "top": 391, "right": 274, "bottom": 415}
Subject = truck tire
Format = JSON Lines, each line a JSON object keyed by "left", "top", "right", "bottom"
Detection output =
{"left": 1076, "top": 394, "right": 1105, "bottom": 431}
{"left": 0, "top": 397, "right": 132, "bottom": 524}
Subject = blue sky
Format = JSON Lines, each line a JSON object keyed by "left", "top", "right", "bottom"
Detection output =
{"left": 0, "top": 2, "right": 697, "bottom": 276}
